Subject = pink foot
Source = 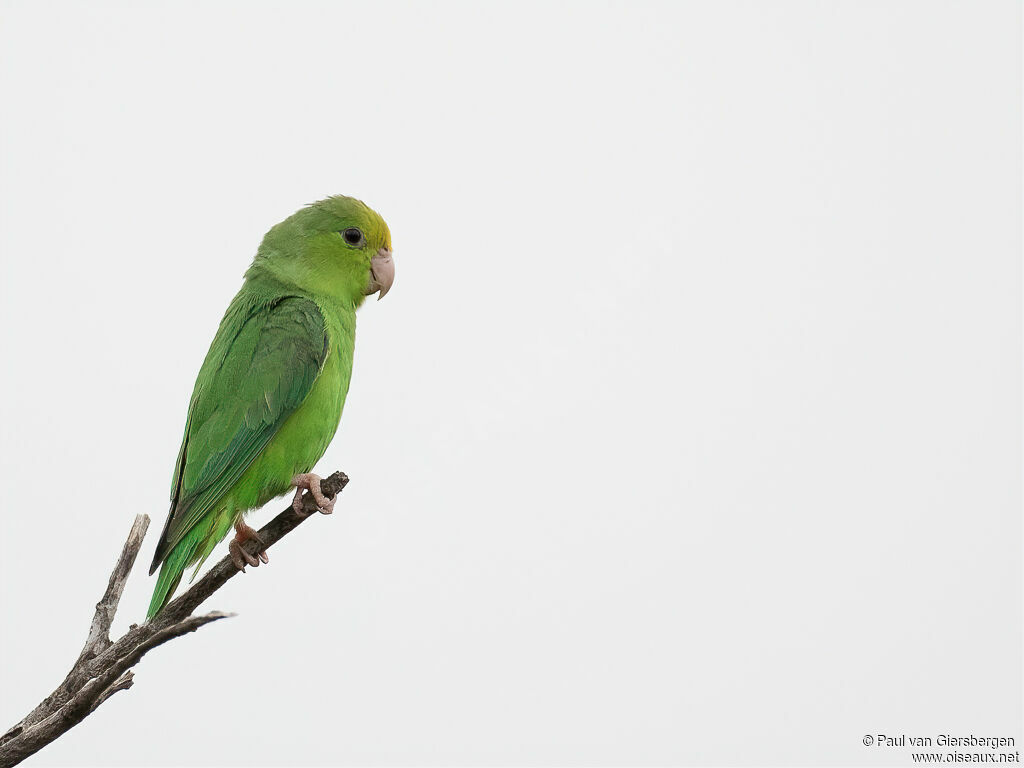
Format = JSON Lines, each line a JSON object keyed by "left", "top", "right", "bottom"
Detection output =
{"left": 229, "top": 519, "right": 269, "bottom": 572}
{"left": 291, "top": 473, "right": 336, "bottom": 516}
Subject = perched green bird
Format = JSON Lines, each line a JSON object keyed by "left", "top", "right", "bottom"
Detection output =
{"left": 147, "top": 196, "right": 394, "bottom": 619}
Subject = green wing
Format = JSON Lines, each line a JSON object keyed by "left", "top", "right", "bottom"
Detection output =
{"left": 149, "top": 294, "right": 328, "bottom": 574}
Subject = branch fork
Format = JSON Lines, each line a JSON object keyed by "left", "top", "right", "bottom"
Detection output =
{"left": 0, "top": 471, "right": 349, "bottom": 768}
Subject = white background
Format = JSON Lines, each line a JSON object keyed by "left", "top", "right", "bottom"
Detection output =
{"left": 0, "top": 1, "right": 1020, "bottom": 765}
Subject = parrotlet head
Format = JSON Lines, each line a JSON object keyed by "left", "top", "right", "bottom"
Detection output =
{"left": 249, "top": 195, "right": 394, "bottom": 306}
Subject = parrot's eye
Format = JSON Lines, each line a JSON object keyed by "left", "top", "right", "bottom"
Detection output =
{"left": 341, "top": 228, "right": 364, "bottom": 247}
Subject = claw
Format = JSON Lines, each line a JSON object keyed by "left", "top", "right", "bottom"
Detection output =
{"left": 291, "top": 485, "right": 307, "bottom": 516}
{"left": 230, "top": 519, "right": 268, "bottom": 571}
{"left": 291, "top": 473, "right": 337, "bottom": 516}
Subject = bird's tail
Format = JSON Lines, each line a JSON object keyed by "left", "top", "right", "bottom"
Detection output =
{"left": 147, "top": 546, "right": 189, "bottom": 619}
{"left": 147, "top": 514, "right": 229, "bottom": 619}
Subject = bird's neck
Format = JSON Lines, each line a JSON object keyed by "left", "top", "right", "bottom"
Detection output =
{"left": 244, "top": 260, "right": 361, "bottom": 317}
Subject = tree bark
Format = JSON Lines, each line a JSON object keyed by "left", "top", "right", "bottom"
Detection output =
{"left": 0, "top": 471, "right": 349, "bottom": 768}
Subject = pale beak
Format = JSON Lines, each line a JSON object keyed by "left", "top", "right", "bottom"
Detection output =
{"left": 365, "top": 247, "right": 395, "bottom": 300}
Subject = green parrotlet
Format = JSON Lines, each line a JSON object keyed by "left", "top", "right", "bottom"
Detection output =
{"left": 147, "top": 195, "right": 394, "bottom": 619}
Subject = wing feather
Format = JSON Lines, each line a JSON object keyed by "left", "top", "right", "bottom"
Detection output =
{"left": 149, "top": 295, "right": 328, "bottom": 574}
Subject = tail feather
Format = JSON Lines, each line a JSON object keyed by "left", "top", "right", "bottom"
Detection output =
{"left": 147, "top": 509, "right": 234, "bottom": 619}
{"left": 147, "top": 554, "right": 186, "bottom": 619}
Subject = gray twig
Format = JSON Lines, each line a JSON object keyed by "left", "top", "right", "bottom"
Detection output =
{"left": 0, "top": 471, "right": 349, "bottom": 768}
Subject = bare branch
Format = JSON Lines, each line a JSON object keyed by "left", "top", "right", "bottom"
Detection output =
{"left": 80, "top": 514, "right": 150, "bottom": 664}
{"left": 0, "top": 471, "right": 349, "bottom": 768}
{"left": 87, "top": 672, "right": 134, "bottom": 715}
{"left": 1, "top": 515, "right": 152, "bottom": 747}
